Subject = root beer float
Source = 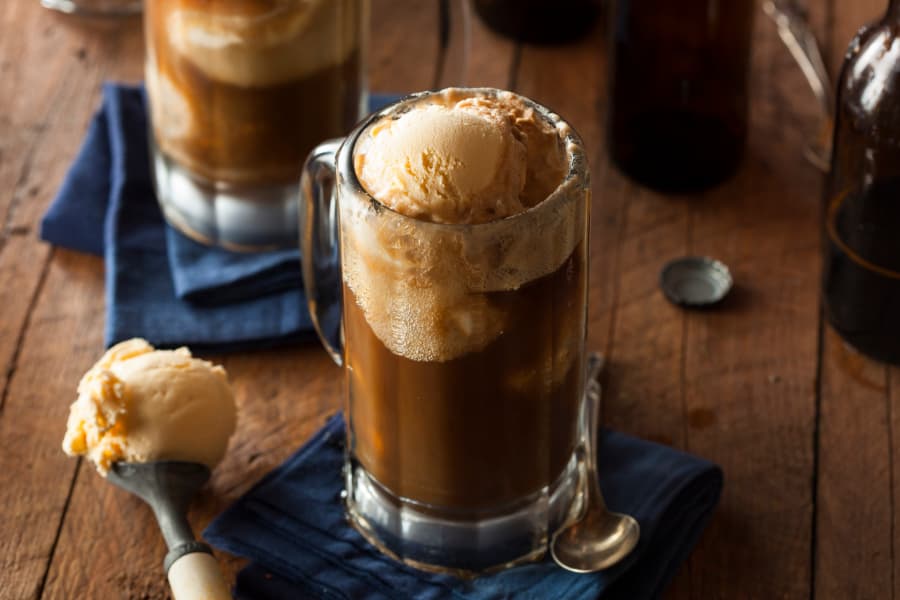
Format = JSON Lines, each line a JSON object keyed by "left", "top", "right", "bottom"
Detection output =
{"left": 145, "top": 0, "right": 365, "bottom": 249}
{"left": 328, "top": 88, "right": 591, "bottom": 572}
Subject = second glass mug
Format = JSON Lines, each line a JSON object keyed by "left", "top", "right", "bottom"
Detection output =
{"left": 144, "top": 0, "right": 367, "bottom": 250}
{"left": 300, "top": 88, "right": 593, "bottom": 573}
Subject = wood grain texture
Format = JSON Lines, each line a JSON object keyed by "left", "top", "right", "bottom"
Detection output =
{"left": 368, "top": 0, "right": 440, "bottom": 93}
{"left": 0, "top": 250, "right": 105, "bottom": 600}
{"left": 465, "top": 4, "right": 516, "bottom": 90}
{"left": 6, "top": 0, "right": 900, "bottom": 598}
{"left": 0, "top": 234, "right": 50, "bottom": 410}
{"left": 0, "top": 10, "right": 143, "bottom": 411}
{"left": 817, "top": 330, "right": 892, "bottom": 599}
{"left": 0, "top": 4, "right": 143, "bottom": 600}
{"left": 681, "top": 2, "right": 825, "bottom": 596}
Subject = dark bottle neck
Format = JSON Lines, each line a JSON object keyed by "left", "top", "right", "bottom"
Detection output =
{"left": 890, "top": 0, "right": 900, "bottom": 17}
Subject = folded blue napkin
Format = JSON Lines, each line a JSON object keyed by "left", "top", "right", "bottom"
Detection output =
{"left": 166, "top": 230, "right": 301, "bottom": 305}
{"left": 205, "top": 413, "right": 723, "bottom": 600}
{"left": 39, "top": 84, "right": 397, "bottom": 351}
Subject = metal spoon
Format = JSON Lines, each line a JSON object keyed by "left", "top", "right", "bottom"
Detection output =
{"left": 108, "top": 461, "right": 231, "bottom": 600}
{"left": 551, "top": 354, "right": 640, "bottom": 573}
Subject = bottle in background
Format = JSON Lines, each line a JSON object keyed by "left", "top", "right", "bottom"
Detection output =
{"left": 607, "top": 0, "right": 755, "bottom": 193}
{"left": 472, "top": 0, "right": 601, "bottom": 45}
{"left": 823, "top": 1, "right": 900, "bottom": 364}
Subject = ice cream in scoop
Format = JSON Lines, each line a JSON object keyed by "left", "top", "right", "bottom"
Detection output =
{"left": 62, "top": 338, "right": 237, "bottom": 475}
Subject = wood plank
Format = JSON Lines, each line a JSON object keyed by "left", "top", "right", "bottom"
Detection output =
{"left": 0, "top": 5, "right": 144, "bottom": 599}
{"left": 0, "top": 9, "right": 143, "bottom": 234}
{"left": 0, "top": 250, "right": 105, "bottom": 600}
{"left": 0, "top": 235, "right": 50, "bottom": 410}
{"left": 609, "top": 186, "right": 692, "bottom": 600}
{"left": 817, "top": 330, "right": 892, "bottom": 599}
{"left": 680, "top": 2, "right": 825, "bottom": 596}
{"left": 368, "top": 0, "right": 440, "bottom": 93}
{"left": 368, "top": 0, "right": 516, "bottom": 94}
{"left": 814, "top": 0, "right": 896, "bottom": 598}
{"left": 5, "top": 16, "right": 144, "bottom": 233}
{"left": 0, "top": 10, "right": 143, "bottom": 413}
{"left": 0, "top": 4, "right": 129, "bottom": 409}
{"left": 0, "top": 4, "right": 86, "bottom": 224}
{"left": 465, "top": 6, "right": 517, "bottom": 90}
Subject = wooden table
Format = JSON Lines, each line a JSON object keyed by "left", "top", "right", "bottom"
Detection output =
{"left": 1, "top": 0, "right": 894, "bottom": 598}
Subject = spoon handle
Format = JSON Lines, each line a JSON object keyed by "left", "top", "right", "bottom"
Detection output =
{"left": 580, "top": 352, "right": 606, "bottom": 512}
{"left": 582, "top": 353, "right": 607, "bottom": 510}
{"left": 167, "top": 551, "right": 231, "bottom": 600}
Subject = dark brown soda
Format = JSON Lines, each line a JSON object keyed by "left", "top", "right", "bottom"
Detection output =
{"left": 343, "top": 244, "right": 586, "bottom": 514}
{"left": 824, "top": 183, "right": 900, "bottom": 363}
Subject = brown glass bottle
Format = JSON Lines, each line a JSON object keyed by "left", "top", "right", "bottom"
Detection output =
{"left": 607, "top": 0, "right": 754, "bottom": 193}
{"left": 472, "top": 0, "right": 600, "bottom": 45}
{"left": 823, "top": 2, "right": 900, "bottom": 364}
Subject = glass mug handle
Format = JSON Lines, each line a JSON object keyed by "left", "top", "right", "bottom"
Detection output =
{"left": 300, "top": 138, "right": 345, "bottom": 366}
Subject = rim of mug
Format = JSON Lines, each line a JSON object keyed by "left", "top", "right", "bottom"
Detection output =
{"left": 337, "top": 87, "right": 589, "bottom": 232}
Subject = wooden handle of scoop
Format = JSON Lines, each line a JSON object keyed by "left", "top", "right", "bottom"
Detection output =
{"left": 167, "top": 551, "right": 231, "bottom": 600}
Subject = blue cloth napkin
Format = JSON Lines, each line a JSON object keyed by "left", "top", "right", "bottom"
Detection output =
{"left": 166, "top": 230, "right": 301, "bottom": 305}
{"left": 205, "top": 413, "right": 723, "bottom": 600}
{"left": 39, "top": 84, "right": 398, "bottom": 351}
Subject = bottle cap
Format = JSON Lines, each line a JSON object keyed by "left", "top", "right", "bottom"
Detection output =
{"left": 659, "top": 256, "right": 733, "bottom": 307}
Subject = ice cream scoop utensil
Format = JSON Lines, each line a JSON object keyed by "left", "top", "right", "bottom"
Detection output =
{"left": 551, "top": 354, "right": 640, "bottom": 573}
{"left": 108, "top": 461, "right": 231, "bottom": 600}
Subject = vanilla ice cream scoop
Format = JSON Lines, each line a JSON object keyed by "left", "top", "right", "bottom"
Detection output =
{"left": 62, "top": 338, "right": 237, "bottom": 475}
{"left": 166, "top": 0, "right": 357, "bottom": 87}
{"left": 354, "top": 89, "right": 568, "bottom": 224}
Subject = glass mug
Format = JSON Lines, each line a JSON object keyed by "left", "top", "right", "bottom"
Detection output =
{"left": 145, "top": 0, "right": 368, "bottom": 250}
{"left": 300, "top": 88, "right": 592, "bottom": 573}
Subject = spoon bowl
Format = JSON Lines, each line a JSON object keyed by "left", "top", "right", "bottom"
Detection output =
{"left": 550, "top": 354, "right": 641, "bottom": 573}
{"left": 551, "top": 499, "right": 641, "bottom": 573}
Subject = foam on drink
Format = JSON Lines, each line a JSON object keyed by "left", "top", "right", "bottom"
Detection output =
{"left": 346, "top": 88, "right": 585, "bottom": 364}
{"left": 163, "top": 0, "right": 358, "bottom": 87}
